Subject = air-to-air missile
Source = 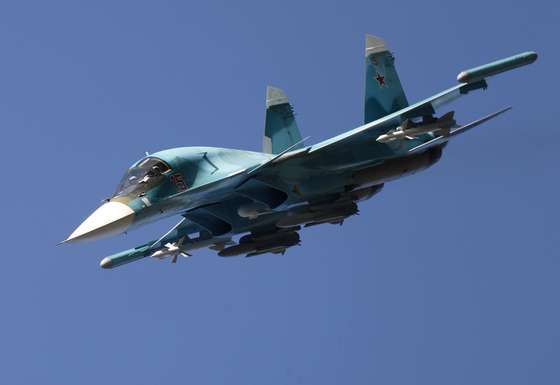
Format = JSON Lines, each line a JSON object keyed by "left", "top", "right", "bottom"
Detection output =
{"left": 376, "top": 111, "right": 456, "bottom": 143}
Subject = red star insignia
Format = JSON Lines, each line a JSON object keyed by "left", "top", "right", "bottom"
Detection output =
{"left": 375, "top": 73, "right": 385, "bottom": 86}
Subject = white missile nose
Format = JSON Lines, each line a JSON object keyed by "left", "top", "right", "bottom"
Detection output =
{"left": 64, "top": 201, "right": 135, "bottom": 243}
{"left": 376, "top": 134, "right": 390, "bottom": 143}
{"left": 99, "top": 257, "right": 113, "bottom": 269}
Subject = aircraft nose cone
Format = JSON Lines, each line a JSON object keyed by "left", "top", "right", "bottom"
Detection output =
{"left": 64, "top": 201, "right": 135, "bottom": 243}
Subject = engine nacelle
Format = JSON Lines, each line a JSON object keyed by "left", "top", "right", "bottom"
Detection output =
{"left": 352, "top": 147, "right": 443, "bottom": 187}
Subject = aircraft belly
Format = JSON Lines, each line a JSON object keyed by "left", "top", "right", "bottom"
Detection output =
{"left": 352, "top": 146, "right": 444, "bottom": 186}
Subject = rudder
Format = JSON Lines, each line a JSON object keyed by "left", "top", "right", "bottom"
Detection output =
{"left": 263, "top": 86, "right": 303, "bottom": 154}
{"left": 364, "top": 35, "right": 409, "bottom": 124}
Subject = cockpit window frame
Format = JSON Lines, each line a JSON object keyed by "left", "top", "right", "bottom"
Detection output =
{"left": 133, "top": 157, "right": 172, "bottom": 174}
{"left": 113, "top": 156, "right": 173, "bottom": 197}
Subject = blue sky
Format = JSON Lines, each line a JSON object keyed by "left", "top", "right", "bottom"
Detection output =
{"left": 1, "top": 1, "right": 558, "bottom": 384}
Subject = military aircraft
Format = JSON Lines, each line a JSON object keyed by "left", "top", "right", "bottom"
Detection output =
{"left": 62, "top": 35, "right": 537, "bottom": 268}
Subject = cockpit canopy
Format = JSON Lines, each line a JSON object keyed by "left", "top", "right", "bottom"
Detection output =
{"left": 114, "top": 157, "right": 171, "bottom": 197}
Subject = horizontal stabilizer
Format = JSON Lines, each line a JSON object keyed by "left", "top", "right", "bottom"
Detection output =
{"left": 408, "top": 107, "right": 511, "bottom": 154}
{"left": 449, "top": 106, "right": 511, "bottom": 137}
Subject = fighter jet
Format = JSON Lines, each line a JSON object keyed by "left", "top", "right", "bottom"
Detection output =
{"left": 62, "top": 35, "right": 537, "bottom": 268}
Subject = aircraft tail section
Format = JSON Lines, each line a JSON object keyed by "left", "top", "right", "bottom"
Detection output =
{"left": 364, "top": 35, "right": 409, "bottom": 124}
{"left": 263, "top": 86, "right": 304, "bottom": 154}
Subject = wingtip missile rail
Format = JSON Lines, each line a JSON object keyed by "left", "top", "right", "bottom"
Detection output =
{"left": 457, "top": 51, "right": 538, "bottom": 84}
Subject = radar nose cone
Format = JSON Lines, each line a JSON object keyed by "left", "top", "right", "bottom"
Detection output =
{"left": 64, "top": 201, "right": 135, "bottom": 243}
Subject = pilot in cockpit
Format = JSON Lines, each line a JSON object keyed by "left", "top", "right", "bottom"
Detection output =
{"left": 113, "top": 157, "right": 172, "bottom": 197}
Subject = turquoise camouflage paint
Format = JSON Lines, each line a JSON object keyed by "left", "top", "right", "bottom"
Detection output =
{"left": 264, "top": 91, "right": 304, "bottom": 155}
{"left": 77, "top": 36, "right": 537, "bottom": 268}
{"left": 364, "top": 35, "right": 409, "bottom": 124}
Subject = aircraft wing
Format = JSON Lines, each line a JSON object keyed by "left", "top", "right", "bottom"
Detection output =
{"left": 227, "top": 82, "right": 491, "bottom": 193}
{"left": 308, "top": 51, "right": 537, "bottom": 156}
{"left": 408, "top": 106, "right": 512, "bottom": 154}
{"left": 308, "top": 81, "right": 484, "bottom": 154}
{"left": 237, "top": 81, "right": 486, "bottom": 177}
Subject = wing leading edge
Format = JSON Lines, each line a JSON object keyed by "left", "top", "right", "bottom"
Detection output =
{"left": 408, "top": 106, "right": 512, "bottom": 154}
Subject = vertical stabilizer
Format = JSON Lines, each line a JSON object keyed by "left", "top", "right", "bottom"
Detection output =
{"left": 364, "top": 35, "right": 409, "bottom": 124}
{"left": 263, "top": 86, "right": 303, "bottom": 154}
